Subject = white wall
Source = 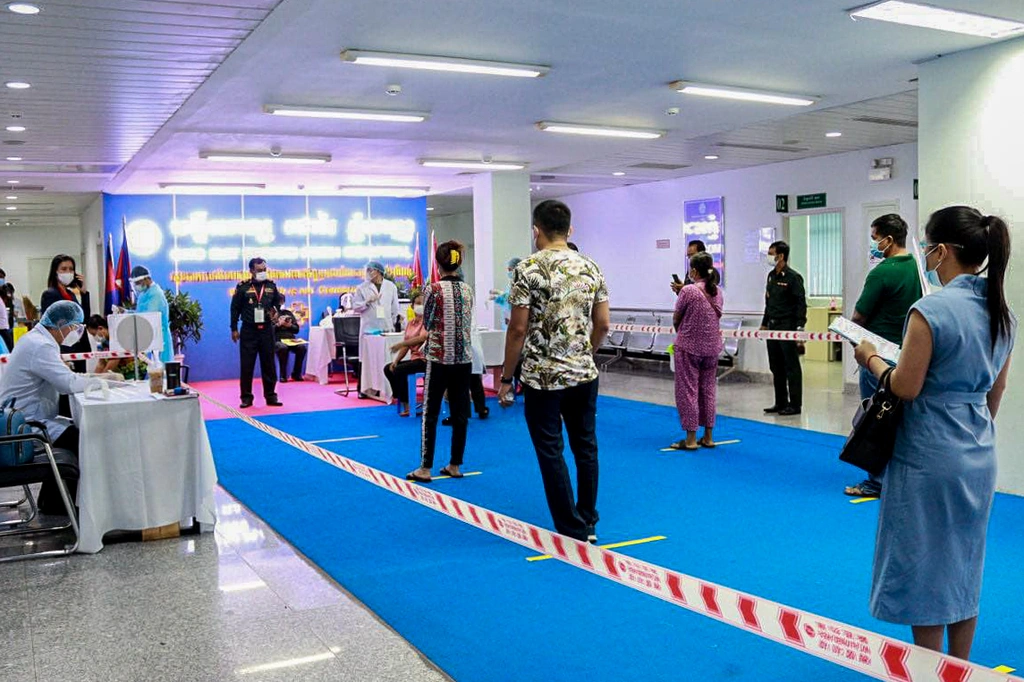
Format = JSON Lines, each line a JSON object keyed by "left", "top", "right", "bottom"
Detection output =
{"left": 561, "top": 143, "right": 918, "bottom": 376}
{"left": 919, "top": 36, "right": 1024, "bottom": 495}
{"left": 0, "top": 219, "right": 83, "bottom": 308}
{"left": 80, "top": 195, "right": 104, "bottom": 296}
{"left": 429, "top": 210, "right": 476, "bottom": 284}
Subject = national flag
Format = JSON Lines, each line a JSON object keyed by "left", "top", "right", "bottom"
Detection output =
{"left": 103, "top": 233, "right": 119, "bottom": 314}
{"left": 115, "top": 216, "right": 133, "bottom": 304}
{"left": 411, "top": 232, "right": 424, "bottom": 288}
{"left": 428, "top": 230, "right": 440, "bottom": 284}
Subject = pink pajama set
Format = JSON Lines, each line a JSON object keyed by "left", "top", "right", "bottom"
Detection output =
{"left": 673, "top": 283, "right": 724, "bottom": 431}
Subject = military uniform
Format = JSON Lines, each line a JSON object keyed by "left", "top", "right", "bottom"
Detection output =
{"left": 231, "top": 277, "right": 284, "bottom": 406}
{"left": 762, "top": 265, "right": 807, "bottom": 411}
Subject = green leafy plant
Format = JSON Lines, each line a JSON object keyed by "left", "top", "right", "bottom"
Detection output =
{"left": 164, "top": 290, "right": 204, "bottom": 356}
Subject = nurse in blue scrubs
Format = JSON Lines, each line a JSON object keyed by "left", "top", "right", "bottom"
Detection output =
{"left": 130, "top": 265, "right": 174, "bottom": 363}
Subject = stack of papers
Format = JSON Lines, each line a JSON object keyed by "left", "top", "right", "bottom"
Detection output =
{"left": 828, "top": 317, "right": 901, "bottom": 365}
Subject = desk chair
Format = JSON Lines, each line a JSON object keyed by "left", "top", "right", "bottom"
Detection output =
{"left": 332, "top": 316, "right": 361, "bottom": 396}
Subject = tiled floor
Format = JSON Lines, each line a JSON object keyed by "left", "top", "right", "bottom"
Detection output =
{"left": 0, "top": 361, "right": 859, "bottom": 681}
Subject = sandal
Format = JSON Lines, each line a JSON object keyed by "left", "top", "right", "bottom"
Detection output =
{"left": 667, "top": 440, "right": 700, "bottom": 451}
{"left": 439, "top": 466, "right": 464, "bottom": 479}
{"left": 405, "top": 471, "right": 432, "bottom": 483}
{"left": 844, "top": 482, "right": 881, "bottom": 497}
{"left": 699, "top": 438, "right": 716, "bottom": 449}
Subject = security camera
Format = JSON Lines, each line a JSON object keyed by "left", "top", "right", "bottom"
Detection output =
{"left": 269, "top": 145, "right": 282, "bottom": 157}
{"left": 482, "top": 155, "right": 493, "bottom": 164}
{"left": 665, "top": 107, "right": 680, "bottom": 116}
{"left": 385, "top": 84, "right": 402, "bottom": 96}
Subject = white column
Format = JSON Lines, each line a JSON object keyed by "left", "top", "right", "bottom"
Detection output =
{"left": 918, "top": 36, "right": 1024, "bottom": 494}
{"left": 472, "top": 172, "right": 533, "bottom": 327}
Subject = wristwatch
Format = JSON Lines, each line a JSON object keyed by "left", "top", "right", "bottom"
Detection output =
{"left": 500, "top": 376, "right": 514, "bottom": 385}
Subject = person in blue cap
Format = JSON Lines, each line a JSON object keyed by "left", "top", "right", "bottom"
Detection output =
{"left": 130, "top": 265, "right": 174, "bottom": 364}
{"left": 351, "top": 261, "right": 400, "bottom": 398}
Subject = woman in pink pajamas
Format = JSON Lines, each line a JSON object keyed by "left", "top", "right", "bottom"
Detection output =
{"left": 669, "top": 252, "right": 724, "bottom": 450}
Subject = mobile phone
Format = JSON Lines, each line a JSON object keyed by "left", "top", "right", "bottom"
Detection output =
{"left": 671, "top": 274, "right": 682, "bottom": 284}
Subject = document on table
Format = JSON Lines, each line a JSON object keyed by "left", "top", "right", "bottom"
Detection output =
{"left": 828, "top": 316, "right": 901, "bottom": 365}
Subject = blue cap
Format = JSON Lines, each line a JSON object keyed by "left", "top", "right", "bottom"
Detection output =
{"left": 366, "top": 261, "right": 385, "bottom": 275}
{"left": 40, "top": 300, "right": 84, "bottom": 329}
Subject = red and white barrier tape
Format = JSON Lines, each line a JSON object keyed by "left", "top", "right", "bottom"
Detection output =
{"left": 0, "top": 349, "right": 136, "bottom": 364}
{"left": 610, "top": 323, "right": 845, "bottom": 343}
{"left": 196, "top": 388, "right": 1017, "bottom": 682}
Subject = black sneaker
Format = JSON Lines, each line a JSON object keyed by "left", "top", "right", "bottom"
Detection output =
{"left": 586, "top": 525, "right": 598, "bottom": 544}
{"left": 478, "top": 407, "right": 490, "bottom": 420}
{"left": 442, "top": 417, "right": 452, "bottom": 426}
{"left": 778, "top": 406, "right": 801, "bottom": 416}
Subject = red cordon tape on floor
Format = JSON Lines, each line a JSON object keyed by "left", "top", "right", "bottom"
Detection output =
{"left": 195, "top": 388, "right": 1018, "bottom": 682}
{"left": 0, "top": 350, "right": 136, "bottom": 364}
{"left": 610, "top": 323, "right": 845, "bottom": 342}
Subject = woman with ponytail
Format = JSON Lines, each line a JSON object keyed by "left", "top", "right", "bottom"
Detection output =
{"left": 407, "top": 240, "right": 475, "bottom": 482}
{"left": 854, "top": 206, "right": 1015, "bottom": 659}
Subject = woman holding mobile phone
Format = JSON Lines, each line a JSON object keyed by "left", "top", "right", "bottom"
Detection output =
{"left": 40, "top": 254, "right": 92, "bottom": 372}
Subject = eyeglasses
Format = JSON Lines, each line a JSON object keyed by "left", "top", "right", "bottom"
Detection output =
{"left": 921, "top": 242, "right": 964, "bottom": 251}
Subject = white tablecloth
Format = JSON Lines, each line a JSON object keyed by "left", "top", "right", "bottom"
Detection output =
{"left": 360, "top": 333, "right": 405, "bottom": 403}
{"left": 477, "top": 330, "right": 506, "bottom": 366}
{"left": 71, "top": 383, "right": 218, "bottom": 553}
{"left": 307, "top": 326, "right": 335, "bottom": 385}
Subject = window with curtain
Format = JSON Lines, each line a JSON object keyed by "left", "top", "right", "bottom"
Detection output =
{"left": 807, "top": 211, "right": 842, "bottom": 296}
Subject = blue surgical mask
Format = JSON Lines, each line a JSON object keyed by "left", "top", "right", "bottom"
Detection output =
{"left": 0, "top": 278, "right": 5, "bottom": 286}
{"left": 869, "top": 237, "right": 890, "bottom": 260}
{"left": 923, "top": 246, "right": 944, "bottom": 288}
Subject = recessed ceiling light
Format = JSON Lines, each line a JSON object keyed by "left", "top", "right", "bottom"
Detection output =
{"left": 427, "top": 207, "right": 435, "bottom": 211}
{"left": 825, "top": 131, "right": 843, "bottom": 138}
{"left": 612, "top": 172, "right": 626, "bottom": 176}
{"left": 341, "top": 49, "right": 549, "bottom": 78}
{"left": 670, "top": 81, "right": 815, "bottom": 106}
{"left": 199, "top": 151, "right": 331, "bottom": 164}
{"left": 337, "top": 186, "right": 430, "bottom": 198}
{"left": 5, "top": 206, "right": 16, "bottom": 211}
{"left": 419, "top": 158, "right": 527, "bottom": 171}
{"left": 5, "top": 195, "right": 16, "bottom": 200}
{"left": 5, "top": 126, "right": 25, "bottom": 133}
{"left": 6, "top": 3, "right": 41, "bottom": 14}
{"left": 5, "top": 82, "right": 30, "bottom": 90}
{"left": 849, "top": 1, "right": 1024, "bottom": 39}
{"left": 6, "top": 180, "right": 19, "bottom": 184}
{"left": 263, "top": 104, "right": 429, "bottom": 123}
{"left": 704, "top": 155, "right": 720, "bottom": 160}
{"left": 5, "top": 156, "right": 22, "bottom": 161}
{"left": 536, "top": 122, "right": 665, "bottom": 140}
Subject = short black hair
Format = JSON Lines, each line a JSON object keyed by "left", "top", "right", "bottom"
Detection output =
{"left": 687, "top": 240, "right": 707, "bottom": 252}
{"left": 769, "top": 241, "right": 790, "bottom": 261}
{"left": 567, "top": 242, "right": 579, "bottom": 252}
{"left": 85, "top": 314, "right": 107, "bottom": 331}
{"left": 248, "top": 257, "right": 266, "bottom": 271}
{"left": 871, "top": 213, "right": 909, "bottom": 248}
{"left": 0, "top": 268, "right": 5, "bottom": 277}
{"left": 533, "top": 200, "right": 571, "bottom": 237}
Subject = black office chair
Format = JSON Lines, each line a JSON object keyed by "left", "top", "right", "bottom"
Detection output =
{"left": 332, "top": 316, "right": 362, "bottom": 396}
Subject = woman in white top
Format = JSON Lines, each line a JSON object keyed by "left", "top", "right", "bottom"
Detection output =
{"left": 0, "top": 300, "right": 94, "bottom": 512}
{"left": 351, "top": 261, "right": 400, "bottom": 397}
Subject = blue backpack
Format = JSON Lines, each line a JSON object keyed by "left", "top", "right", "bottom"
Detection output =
{"left": 0, "top": 398, "right": 35, "bottom": 467}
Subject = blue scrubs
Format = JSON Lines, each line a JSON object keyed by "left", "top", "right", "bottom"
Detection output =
{"left": 136, "top": 283, "right": 174, "bottom": 363}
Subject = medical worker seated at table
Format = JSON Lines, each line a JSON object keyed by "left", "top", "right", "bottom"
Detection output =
{"left": 0, "top": 301, "right": 114, "bottom": 513}
{"left": 129, "top": 265, "right": 173, "bottom": 364}
{"left": 351, "top": 261, "right": 400, "bottom": 397}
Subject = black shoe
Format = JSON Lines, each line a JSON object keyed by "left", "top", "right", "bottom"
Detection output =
{"left": 764, "top": 405, "right": 785, "bottom": 414}
{"left": 586, "top": 525, "right": 598, "bottom": 544}
{"left": 292, "top": 376, "right": 304, "bottom": 382}
{"left": 266, "top": 399, "right": 284, "bottom": 407}
{"left": 279, "top": 376, "right": 289, "bottom": 383}
{"left": 477, "top": 407, "right": 490, "bottom": 420}
{"left": 239, "top": 400, "right": 253, "bottom": 409}
{"left": 442, "top": 417, "right": 452, "bottom": 426}
{"left": 778, "top": 406, "right": 801, "bottom": 416}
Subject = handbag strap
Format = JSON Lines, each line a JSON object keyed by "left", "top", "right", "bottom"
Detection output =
{"left": 697, "top": 285, "right": 723, "bottom": 319}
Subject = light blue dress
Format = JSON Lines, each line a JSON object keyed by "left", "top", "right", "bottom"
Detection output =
{"left": 136, "top": 282, "right": 174, "bottom": 364}
{"left": 871, "top": 275, "right": 1015, "bottom": 625}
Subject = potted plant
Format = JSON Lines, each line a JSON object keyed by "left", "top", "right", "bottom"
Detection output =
{"left": 164, "top": 290, "right": 204, "bottom": 357}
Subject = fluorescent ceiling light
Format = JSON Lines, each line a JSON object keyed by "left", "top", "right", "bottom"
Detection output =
{"left": 236, "top": 653, "right": 335, "bottom": 675}
{"left": 159, "top": 182, "right": 267, "bottom": 189}
{"left": 5, "top": 195, "right": 16, "bottom": 200}
{"left": 612, "top": 171, "right": 626, "bottom": 176}
{"left": 670, "top": 81, "right": 815, "bottom": 106}
{"left": 849, "top": 1, "right": 1024, "bottom": 39}
{"left": 337, "top": 186, "right": 429, "bottom": 197}
{"left": 825, "top": 131, "right": 843, "bottom": 138}
{"left": 5, "top": 180, "right": 19, "bottom": 184}
{"left": 536, "top": 122, "right": 664, "bottom": 140}
{"left": 264, "top": 104, "right": 429, "bottom": 123}
{"left": 341, "top": 49, "right": 549, "bottom": 78}
{"left": 7, "top": 3, "right": 41, "bottom": 14}
{"left": 5, "top": 156, "right": 22, "bottom": 161}
{"left": 5, "top": 206, "right": 16, "bottom": 210}
{"left": 427, "top": 207, "right": 435, "bottom": 211}
{"left": 419, "top": 158, "right": 527, "bottom": 171}
{"left": 199, "top": 151, "right": 331, "bottom": 165}
{"left": 704, "top": 155, "right": 720, "bottom": 160}
{"left": 5, "top": 126, "right": 25, "bottom": 132}
{"left": 5, "top": 81, "right": 30, "bottom": 90}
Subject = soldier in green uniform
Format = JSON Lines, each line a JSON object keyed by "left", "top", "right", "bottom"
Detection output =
{"left": 230, "top": 258, "right": 284, "bottom": 409}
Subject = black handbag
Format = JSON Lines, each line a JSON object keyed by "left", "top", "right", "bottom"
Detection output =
{"left": 839, "top": 367, "right": 903, "bottom": 476}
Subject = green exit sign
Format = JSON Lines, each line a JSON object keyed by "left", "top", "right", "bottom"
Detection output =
{"left": 796, "top": 193, "right": 827, "bottom": 210}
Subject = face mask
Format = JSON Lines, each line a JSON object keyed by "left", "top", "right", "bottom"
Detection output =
{"left": 413, "top": 305, "right": 424, "bottom": 316}
{"left": 254, "top": 271, "right": 268, "bottom": 282}
{"left": 0, "top": 279, "right": 5, "bottom": 286}
{"left": 765, "top": 254, "right": 777, "bottom": 268}
{"left": 133, "top": 281, "right": 149, "bottom": 293}
{"left": 869, "top": 237, "right": 891, "bottom": 260}
{"left": 62, "top": 325, "right": 83, "bottom": 346}
{"left": 507, "top": 270, "right": 514, "bottom": 280}
{"left": 58, "top": 272, "right": 75, "bottom": 286}
{"left": 923, "top": 246, "right": 944, "bottom": 288}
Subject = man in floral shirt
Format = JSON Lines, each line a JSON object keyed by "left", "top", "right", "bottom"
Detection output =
{"left": 498, "top": 200, "right": 611, "bottom": 543}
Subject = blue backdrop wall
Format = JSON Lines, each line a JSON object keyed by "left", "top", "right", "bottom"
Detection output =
{"left": 103, "top": 193, "right": 427, "bottom": 381}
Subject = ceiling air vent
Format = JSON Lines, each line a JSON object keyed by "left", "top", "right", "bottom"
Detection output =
{"left": 628, "top": 162, "right": 689, "bottom": 170}
{"left": 851, "top": 116, "right": 917, "bottom": 128}
{"left": 3, "top": 139, "right": 25, "bottom": 146}
{"left": 715, "top": 142, "right": 808, "bottom": 153}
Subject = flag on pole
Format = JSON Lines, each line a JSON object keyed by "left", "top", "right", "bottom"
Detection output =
{"left": 411, "top": 231, "right": 424, "bottom": 288}
{"left": 428, "top": 230, "right": 440, "bottom": 284}
{"left": 115, "top": 216, "right": 133, "bottom": 305}
{"left": 104, "top": 233, "right": 119, "bottom": 315}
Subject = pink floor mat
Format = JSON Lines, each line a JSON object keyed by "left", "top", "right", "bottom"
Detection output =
{"left": 192, "top": 377, "right": 384, "bottom": 420}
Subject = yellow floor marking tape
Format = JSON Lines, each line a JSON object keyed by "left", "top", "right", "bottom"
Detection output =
{"left": 850, "top": 497, "right": 880, "bottom": 504}
{"left": 432, "top": 471, "right": 483, "bottom": 481}
{"left": 527, "top": 535, "right": 667, "bottom": 562}
{"left": 995, "top": 667, "right": 1017, "bottom": 674}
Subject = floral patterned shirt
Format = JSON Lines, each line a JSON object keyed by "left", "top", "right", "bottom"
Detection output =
{"left": 509, "top": 248, "right": 609, "bottom": 390}
{"left": 424, "top": 277, "right": 474, "bottom": 365}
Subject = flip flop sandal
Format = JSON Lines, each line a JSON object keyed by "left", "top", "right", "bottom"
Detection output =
{"left": 667, "top": 441, "right": 700, "bottom": 451}
{"left": 439, "top": 466, "right": 464, "bottom": 478}
{"left": 699, "top": 440, "right": 717, "bottom": 449}
{"left": 844, "top": 483, "right": 880, "bottom": 497}
{"left": 405, "top": 472, "right": 432, "bottom": 483}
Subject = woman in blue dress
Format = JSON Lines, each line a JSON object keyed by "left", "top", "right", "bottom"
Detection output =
{"left": 855, "top": 206, "right": 1014, "bottom": 660}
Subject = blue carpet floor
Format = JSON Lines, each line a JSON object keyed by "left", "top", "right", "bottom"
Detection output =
{"left": 205, "top": 396, "right": 1024, "bottom": 681}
